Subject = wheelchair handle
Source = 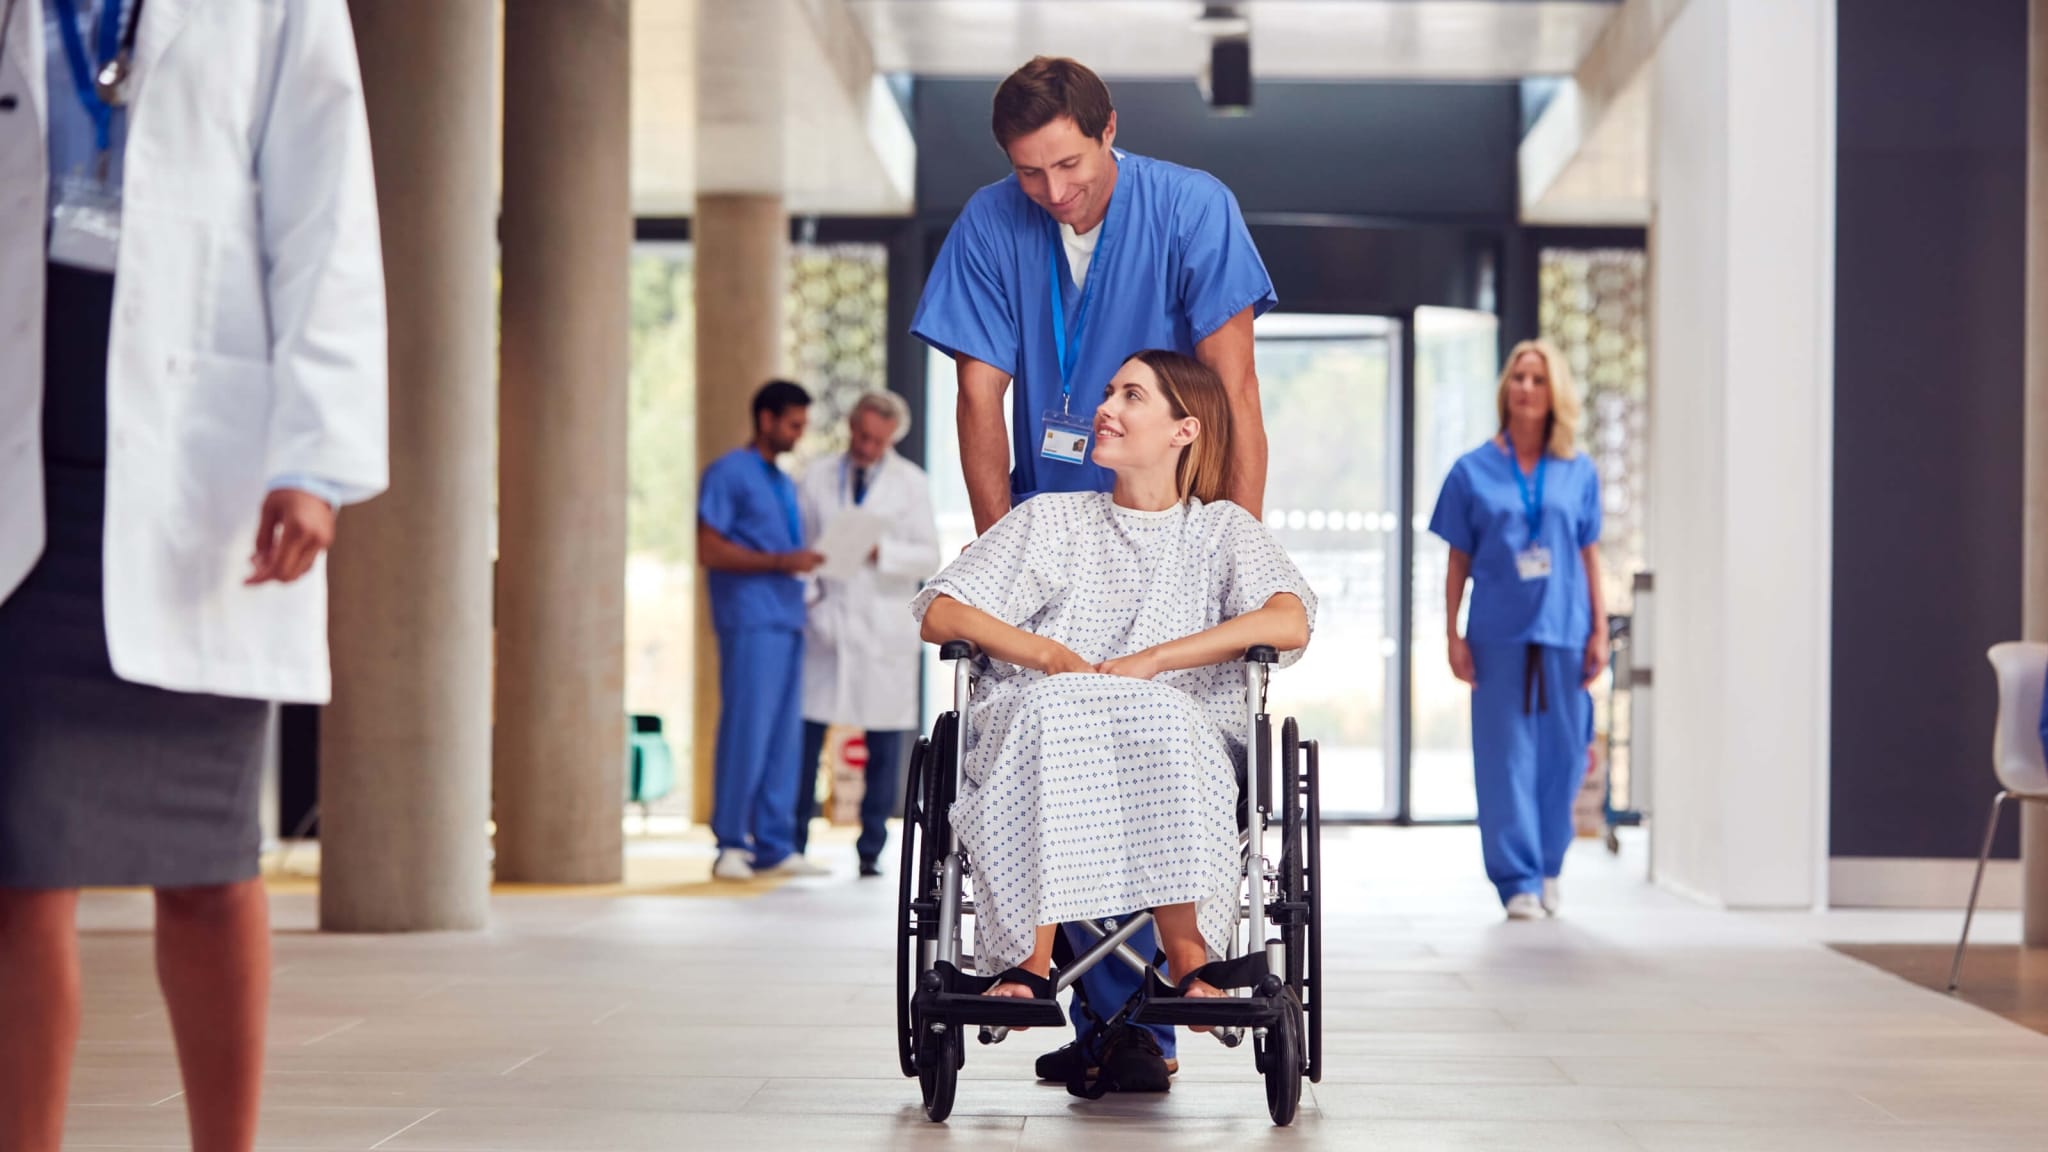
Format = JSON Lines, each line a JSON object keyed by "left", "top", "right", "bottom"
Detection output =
{"left": 1244, "top": 645, "right": 1279, "bottom": 664}
{"left": 938, "top": 640, "right": 975, "bottom": 661}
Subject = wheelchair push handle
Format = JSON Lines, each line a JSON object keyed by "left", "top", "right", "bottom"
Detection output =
{"left": 938, "top": 640, "right": 975, "bottom": 661}
{"left": 1244, "top": 645, "right": 1279, "bottom": 665}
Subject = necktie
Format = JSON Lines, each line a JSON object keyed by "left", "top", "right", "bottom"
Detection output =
{"left": 853, "top": 467, "right": 869, "bottom": 505}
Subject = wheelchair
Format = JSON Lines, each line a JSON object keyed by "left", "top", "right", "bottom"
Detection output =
{"left": 895, "top": 641, "right": 1325, "bottom": 1126}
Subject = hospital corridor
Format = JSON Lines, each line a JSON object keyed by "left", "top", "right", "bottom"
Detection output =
{"left": 8, "top": 0, "right": 2048, "bottom": 1149}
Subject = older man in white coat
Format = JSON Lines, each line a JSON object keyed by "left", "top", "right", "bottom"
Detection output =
{"left": 795, "top": 392, "right": 941, "bottom": 876}
{"left": 0, "top": 1, "right": 386, "bottom": 1149}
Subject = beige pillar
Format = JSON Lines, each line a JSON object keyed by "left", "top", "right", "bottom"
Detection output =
{"left": 494, "top": 0, "right": 633, "bottom": 884}
{"left": 321, "top": 0, "right": 497, "bottom": 931}
{"left": 2023, "top": 0, "right": 2048, "bottom": 946}
{"left": 689, "top": 196, "right": 788, "bottom": 821}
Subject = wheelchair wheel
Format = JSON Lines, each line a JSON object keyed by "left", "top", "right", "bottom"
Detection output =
{"left": 895, "top": 734, "right": 931, "bottom": 1079}
{"left": 1304, "top": 739, "right": 1324, "bottom": 1085}
{"left": 1259, "top": 990, "right": 1305, "bottom": 1126}
{"left": 918, "top": 1018, "right": 963, "bottom": 1122}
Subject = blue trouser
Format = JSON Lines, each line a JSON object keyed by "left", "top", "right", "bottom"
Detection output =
{"left": 795, "top": 722, "right": 904, "bottom": 863}
{"left": 1060, "top": 920, "right": 1175, "bottom": 1059}
{"left": 1470, "top": 642, "right": 1591, "bottom": 905}
{"left": 711, "top": 628, "right": 805, "bottom": 869}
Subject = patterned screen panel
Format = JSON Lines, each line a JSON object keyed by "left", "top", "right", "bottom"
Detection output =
{"left": 787, "top": 242, "right": 889, "bottom": 461}
{"left": 1538, "top": 247, "right": 1648, "bottom": 614}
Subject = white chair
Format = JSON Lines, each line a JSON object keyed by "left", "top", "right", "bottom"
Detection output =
{"left": 1948, "top": 641, "right": 2048, "bottom": 992}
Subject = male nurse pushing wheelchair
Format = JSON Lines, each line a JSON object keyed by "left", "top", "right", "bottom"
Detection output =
{"left": 910, "top": 54, "right": 1278, "bottom": 1091}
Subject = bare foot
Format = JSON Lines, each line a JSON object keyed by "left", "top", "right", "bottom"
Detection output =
{"left": 1181, "top": 976, "right": 1227, "bottom": 1032}
{"left": 986, "top": 973, "right": 1048, "bottom": 1029}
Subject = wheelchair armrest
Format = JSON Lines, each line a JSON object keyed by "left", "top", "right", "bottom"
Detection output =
{"left": 938, "top": 640, "right": 977, "bottom": 661}
{"left": 1244, "top": 645, "right": 1279, "bottom": 665}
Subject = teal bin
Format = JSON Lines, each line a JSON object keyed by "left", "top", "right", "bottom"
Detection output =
{"left": 626, "top": 713, "right": 677, "bottom": 808}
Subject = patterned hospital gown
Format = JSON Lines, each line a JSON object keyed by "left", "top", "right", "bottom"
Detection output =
{"left": 910, "top": 492, "right": 1317, "bottom": 974}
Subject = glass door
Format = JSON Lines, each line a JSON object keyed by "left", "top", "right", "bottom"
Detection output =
{"left": 1408, "top": 306, "right": 1501, "bottom": 821}
{"left": 1254, "top": 315, "right": 1401, "bottom": 820}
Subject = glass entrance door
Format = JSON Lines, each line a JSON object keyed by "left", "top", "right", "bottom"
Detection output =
{"left": 1254, "top": 315, "right": 1401, "bottom": 820}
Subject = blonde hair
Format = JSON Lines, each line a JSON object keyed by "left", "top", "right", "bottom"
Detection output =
{"left": 1129, "top": 349, "right": 1234, "bottom": 505}
{"left": 1495, "top": 339, "right": 1582, "bottom": 458}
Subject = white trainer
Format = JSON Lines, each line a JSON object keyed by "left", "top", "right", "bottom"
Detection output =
{"left": 757, "top": 855, "right": 832, "bottom": 878}
{"left": 1505, "top": 893, "right": 1546, "bottom": 921}
{"left": 1541, "top": 878, "right": 1561, "bottom": 916}
{"left": 712, "top": 848, "right": 755, "bottom": 881}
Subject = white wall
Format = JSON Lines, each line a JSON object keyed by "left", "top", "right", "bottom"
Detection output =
{"left": 1648, "top": 0, "right": 1835, "bottom": 909}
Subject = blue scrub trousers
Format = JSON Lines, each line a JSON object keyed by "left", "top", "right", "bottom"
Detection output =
{"left": 1060, "top": 920, "right": 1175, "bottom": 1059}
{"left": 712, "top": 629, "right": 805, "bottom": 870}
{"left": 1470, "top": 643, "right": 1591, "bottom": 905}
{"left": 795, "top": 722, "right": 904, "bottom": 863}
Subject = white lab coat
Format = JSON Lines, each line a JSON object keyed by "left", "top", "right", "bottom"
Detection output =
{"left": 0, "top": 0, "right": 388, "bottom": 704}
{"left": 798, "top": 450, "right": 941, "bottom": 732}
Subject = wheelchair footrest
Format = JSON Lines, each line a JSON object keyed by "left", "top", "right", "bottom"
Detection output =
{"left": 1131, "top": 993, "right": 1284, "bottom": 1029}
{"left": 1129, "top": 953, "right": 1287, "bottom": 1029}
{"left": 919, "top": 990, "right": 1068, "bottom": 1029}
{"left": 915, "top": 961, "right": 1068, "bottom": 1030}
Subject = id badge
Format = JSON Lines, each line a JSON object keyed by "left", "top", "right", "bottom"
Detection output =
{"left": 1515, "top": 545, "right": 1553, "bottom": 582}
{"left": 49, "top": 172, "right": 123, "bottom": 274}
{"left": 1039, "top": 410, "right": 1092, "bottom": 465}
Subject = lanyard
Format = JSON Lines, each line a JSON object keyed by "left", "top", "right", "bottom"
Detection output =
{"left": 762, "top": 455, "right": 801, "bottom": 545}
{"left": 1509, "top": 451, "right": 1547, "bottom": 542}
{"left": 1046, "top": 219, "right": 1109, "bottom": 416}
{"left": 51, "top": 0, "right": 139, "bottom": 154}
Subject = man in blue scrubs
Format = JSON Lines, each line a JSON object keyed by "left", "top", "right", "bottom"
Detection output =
{"left": 911, "top": 56, "right": 1278, "bottom": 1089}
{"left": 698, "top": 381, "right": 827, "bottom": 882}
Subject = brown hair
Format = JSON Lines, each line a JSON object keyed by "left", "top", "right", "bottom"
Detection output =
{"left": 991, "top": 57, "right": 1114, "bottom": 151}
{"left": 1130, "top": 349, "right": 1234, "bottom": 506}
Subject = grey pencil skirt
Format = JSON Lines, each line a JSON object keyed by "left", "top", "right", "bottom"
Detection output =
{"left": 0, "top": 264, "right": 268, "bottom": 890}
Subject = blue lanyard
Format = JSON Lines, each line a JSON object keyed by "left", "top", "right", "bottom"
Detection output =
{"left": 763, "top": 456, "right": 801, "bottom": 546}
{"left": 51, "top": 0, "right": 123, "bottom": 154}
{"left": 1509, "top": 451, "right": 1547, "bottom": 543}
{"left": 1046, "top": 220, "right": 1108, "bottom": 416}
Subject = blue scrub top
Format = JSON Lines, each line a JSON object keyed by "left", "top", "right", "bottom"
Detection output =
{"left": 911, "top": 150, "right": 1277, "bottom": 500}
{"left": 1428, "top": 441, "right": 1603, "bottom": 649}
{"left": 699, "top": 447, "right": 806, "bottom": 634}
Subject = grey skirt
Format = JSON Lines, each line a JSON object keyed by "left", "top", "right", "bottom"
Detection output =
{"left": 0, "top": 265, "right": 267, "bottom": 889}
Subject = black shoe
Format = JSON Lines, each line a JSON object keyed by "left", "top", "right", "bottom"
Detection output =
{"left": 1096, "top": 1025, "right": 1172, "bottom": 1093}
{"left": 1035, "top": 1032, "right": 1177, "bottom": 1088}
{"left": 1036, "top": 1041, "right": 1086, "bottom": 1082}
{"left": 858, "top": 857, "right": 882, "bottom": 878}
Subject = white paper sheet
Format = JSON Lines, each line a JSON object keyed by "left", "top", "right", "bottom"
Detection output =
{"left": 813, "top": 507, "right": 887, "bottom": 582}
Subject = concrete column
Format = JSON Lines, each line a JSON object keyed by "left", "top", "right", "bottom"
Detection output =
{"left": 494, "top": 0, "right": 633, "bottom": 884}
{"left": 321, "top": 0, "right": 497, "bottom": 932}
{"left": 689, "top": 195, "right": 788, "bottom": 821}
{"left": 1648, "top": 0, "right": 1834, "bottom": 909}
{"left": 2023, "top": 0, "right": 2048, "bottom": 946}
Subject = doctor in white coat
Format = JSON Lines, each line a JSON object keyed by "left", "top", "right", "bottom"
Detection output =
{"left": 795, "top": 391, "right": 941, "bottom": 876}
{"left": 0, "top": 1, "right": 386, "bottom": 1149}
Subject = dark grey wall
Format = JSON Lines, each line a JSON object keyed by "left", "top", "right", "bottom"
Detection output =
{"left": 914, "top": 77, "right": 1530, "bottom": 344}
{"left": 916, "top": 78, "right": 1521, "bottom": 222}
{"left": 1830, "top": 0, "right": 2029, "bottom": 859}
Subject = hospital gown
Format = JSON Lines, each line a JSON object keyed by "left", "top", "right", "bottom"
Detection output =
{"left": 910, "top": 492, "right": 1317, "bottom": 974}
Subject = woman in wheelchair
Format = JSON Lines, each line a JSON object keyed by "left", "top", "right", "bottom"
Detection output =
{"left": 911, "top": 348, "right": 1315, "bottom": 1016}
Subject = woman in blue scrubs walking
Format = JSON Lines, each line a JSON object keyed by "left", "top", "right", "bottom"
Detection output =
{"left": 1429, "top": 341, "right": 1608, "bottom": 921}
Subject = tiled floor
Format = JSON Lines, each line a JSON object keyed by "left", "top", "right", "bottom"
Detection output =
{"left": 64, "top": 827, "right": 2048, "bottom": 1150}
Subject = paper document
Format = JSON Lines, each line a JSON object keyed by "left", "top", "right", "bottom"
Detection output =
{"left": 814, "top": 508, "right": 887, "bottom": 582}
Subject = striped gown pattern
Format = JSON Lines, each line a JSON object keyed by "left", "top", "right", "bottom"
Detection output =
{"left": 910, "top": 492, "right": 1316, "bottom": 974}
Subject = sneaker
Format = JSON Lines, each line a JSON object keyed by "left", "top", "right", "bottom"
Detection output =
{"left": 711, "top": 849, "right": 755, "bottom": 881}
{"left": 858, "top": 857, "right": 883, "bottom": 878}
{"left": 1034, "top": 1037, "right": 1180, "bottom": 1083}
{"left": 1505, "top": 892, "right": 1546, "bottom": 921}
{"left": 1541, "top": 877, "right": 1561, "bottom": 916}
{"left": 756, "top": 855, "right": 831, "bottom": 878}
